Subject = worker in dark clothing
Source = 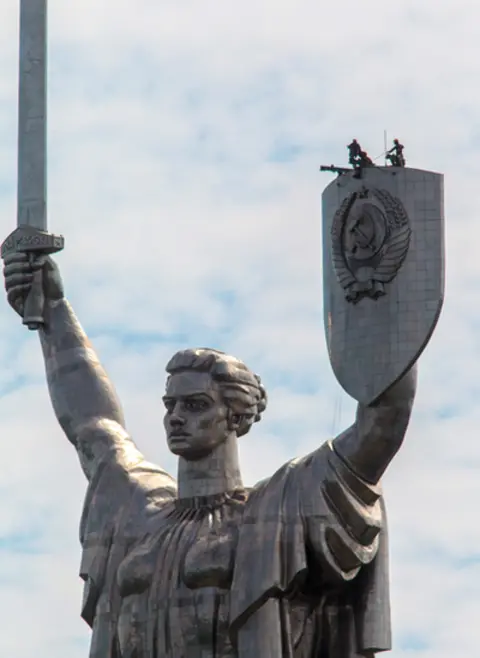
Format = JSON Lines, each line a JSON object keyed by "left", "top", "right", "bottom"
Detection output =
{"left": 386, "top": 139, "right": 405, "bottom": 167}
{"left": 347, "top": 139, "right": 361, "bottom": 166}
{"left": 359, "top": 150, "right": 374, "bottom": 167}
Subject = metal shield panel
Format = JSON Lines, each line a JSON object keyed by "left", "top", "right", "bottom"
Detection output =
{"left": 322, "top": 167, "right": 444, "bottom": 405}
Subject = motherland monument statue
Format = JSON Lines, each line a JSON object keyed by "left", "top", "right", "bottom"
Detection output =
{"left": 2, "top": 2, "right": 445, "bottom": 657}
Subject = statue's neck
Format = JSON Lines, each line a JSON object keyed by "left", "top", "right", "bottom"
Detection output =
{"left": 177, "top": 434, "right": 244, "bottom": 499}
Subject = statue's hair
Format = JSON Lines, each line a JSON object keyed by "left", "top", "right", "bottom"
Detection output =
{"left": 165, "top": 348, "right": 267, "bottom": 437}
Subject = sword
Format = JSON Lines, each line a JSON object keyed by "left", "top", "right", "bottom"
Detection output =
{"left": 1, "top": 0, "right": 64, "bottom": 330}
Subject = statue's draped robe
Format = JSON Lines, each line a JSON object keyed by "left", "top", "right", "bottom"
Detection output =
{"left": 78, "top": 424, "right": 390, "bottom": 658}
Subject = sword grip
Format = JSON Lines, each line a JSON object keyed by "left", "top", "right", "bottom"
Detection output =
{"left": 23, "top": 258, "right": 45, "bottom": 330}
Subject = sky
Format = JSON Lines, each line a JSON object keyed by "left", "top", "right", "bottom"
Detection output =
{"left": 0, "top": 0, "right": 479, "bottom": 656}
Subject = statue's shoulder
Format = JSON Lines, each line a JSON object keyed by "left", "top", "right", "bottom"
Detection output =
{"left": 248, "top": 457, "right": 298, "bottom": 493}
{"left": 81, "top": 456, "right": 177, "bottom": 543}
{"left": 242, "top": 452, "right": 317, "bottom": 511}
{"left": 247, "top": 442, "right": 332, "bottom": 494}
{"left": 242, "top": 443, "right": 336, "bottom": 515}
{"left": 127, "top": 458, "right": 177, "bottom": 494}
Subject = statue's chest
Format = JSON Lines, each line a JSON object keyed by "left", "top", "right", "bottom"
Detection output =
{"left": 117, "top": 500, "right": 244, "bottom": 597}
{"left": 182, "top": 511, "right": 239, "bottom": 590}
{"left": 117, "top": 502, "right": 244, "bottom": 657}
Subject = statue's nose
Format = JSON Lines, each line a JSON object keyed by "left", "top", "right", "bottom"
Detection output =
{"left": 169, "top": 410, "right": 186, "bottom": 427}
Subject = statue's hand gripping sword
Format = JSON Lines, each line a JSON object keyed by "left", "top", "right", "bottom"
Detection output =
{"left": 1, "top": 0, "right": 64, "bottom": 330}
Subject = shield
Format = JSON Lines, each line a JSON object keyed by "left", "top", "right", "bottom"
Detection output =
{"left": 322, "top": 166, "right": 444, "bottom": 404}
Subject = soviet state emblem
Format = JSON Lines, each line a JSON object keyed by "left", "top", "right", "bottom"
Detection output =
{"left": 331, "top": 187, "right": 411, "bottom": 303}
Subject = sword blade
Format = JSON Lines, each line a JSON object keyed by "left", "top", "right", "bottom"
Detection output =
{"left": 17, "top": 0, "right": 47, "bottom": 230}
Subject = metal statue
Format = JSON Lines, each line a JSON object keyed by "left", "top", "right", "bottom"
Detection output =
{"left": 2, "top": 7, "right": 445, "bottom": 658}
{"left": 3, "top": 254, "right": 419, "bottom": 657}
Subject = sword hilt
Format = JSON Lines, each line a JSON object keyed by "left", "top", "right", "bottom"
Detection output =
{"left": 1, "top": 226, "right": 65, "bottom": 331}
{"left": 23, "top": 255, "right": 45, "bottom": 330}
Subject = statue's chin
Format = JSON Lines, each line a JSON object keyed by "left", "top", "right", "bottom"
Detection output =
{"left": 168, "top": 443, "right": 214, "bottom": 462}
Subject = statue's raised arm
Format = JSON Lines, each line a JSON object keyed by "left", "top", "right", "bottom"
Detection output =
{"left": 3, "top": 252, "right": 177, "bottom": 637}
{"left": 333, "top": 364, "right": 417, "bottom": 484}
{"left": 4, "top": 253, "right": 131, "bottom": 480}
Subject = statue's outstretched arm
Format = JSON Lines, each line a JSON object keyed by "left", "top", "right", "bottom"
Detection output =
{"left": 4, "top": 254, "right": 129, "bottom": 478}
{"left": 332, "top": 364, "right": 417, "bottom": 484}
{"left": 39, "top": 295, "right": 125, "bottom": 438}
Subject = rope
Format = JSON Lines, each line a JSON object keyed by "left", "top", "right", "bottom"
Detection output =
{"left": 331, "top": 393, "right": 343, "bottom": 436}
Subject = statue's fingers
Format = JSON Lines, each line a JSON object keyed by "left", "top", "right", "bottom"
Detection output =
{"left": 4, "top": 272, "right": 33, "bottom": 290}
{"left": 6, "top": 285, "right": 22, "bottom": 304}
{"left": 7, "top": 284, "right": 27, "bottom": 308}
{"left": 3, "top": 260, "right": 33, "bottom": 278}
{"left": 13, "top": 297, "right": 24, "bottom": 316}
{"left": 2, "top": 252, "right": 28, "bottom": 267}
{"left": 30, "top": 255, "right": 47, "bottom": 271}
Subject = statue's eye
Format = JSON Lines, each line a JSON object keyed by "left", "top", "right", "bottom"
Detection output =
{"left": 184, "top": 399, "right": 208, "bottom": 412}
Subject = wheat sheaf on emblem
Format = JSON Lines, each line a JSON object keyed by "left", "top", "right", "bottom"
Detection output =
{"left": 330, "top": 188, "right": 411, "bottom": 303}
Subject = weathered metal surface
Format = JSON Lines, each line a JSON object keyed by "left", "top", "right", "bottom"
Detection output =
{"left": 322, "top": 166, "right": 444, "bottom": 404}
{"left": 3, "top": 254, "right": 419, "bottom": 657}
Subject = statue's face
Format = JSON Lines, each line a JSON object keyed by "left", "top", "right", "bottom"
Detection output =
{"left": 163, "top": 371, "right": 231, "bottom": 460}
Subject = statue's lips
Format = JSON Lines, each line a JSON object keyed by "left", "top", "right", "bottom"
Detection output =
{"left": 169, "top": 433, "right": 190, "bottom": 441}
